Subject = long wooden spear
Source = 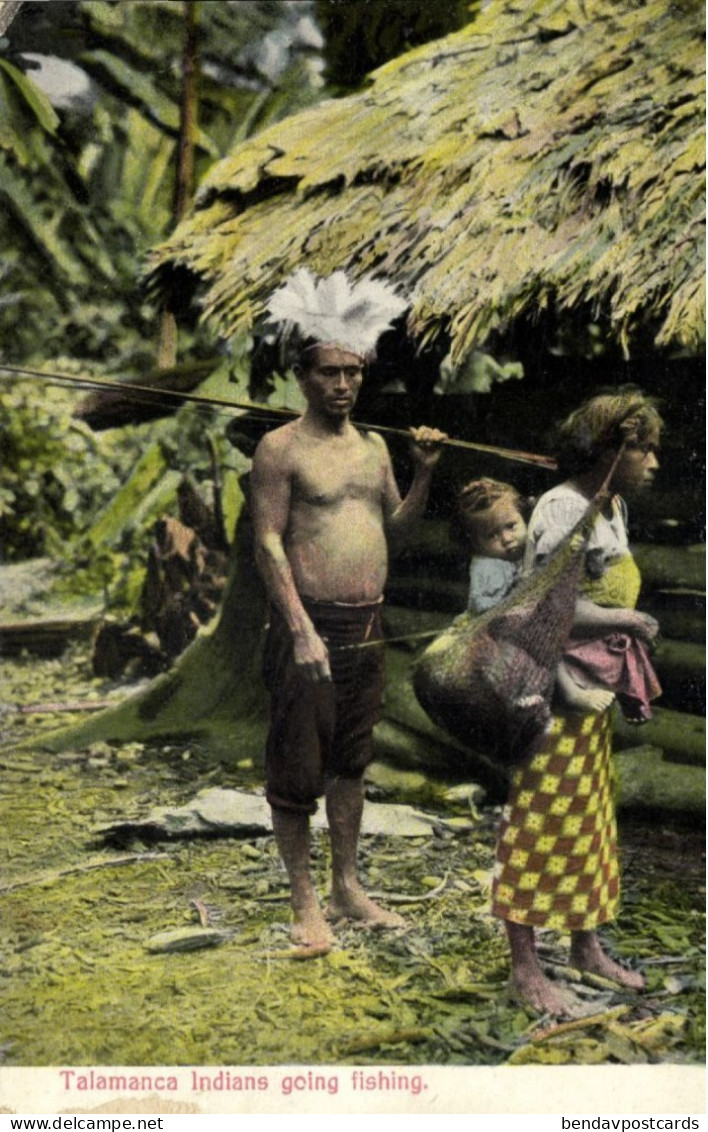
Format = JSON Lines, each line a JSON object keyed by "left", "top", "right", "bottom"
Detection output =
{"left": 0, "top": 363, "right": 558, "bottom": 470}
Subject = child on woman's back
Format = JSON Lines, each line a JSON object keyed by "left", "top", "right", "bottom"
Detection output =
{"left": 451, "top": 478, "right": 527, "bottom": 614}
{"left": 451, "top": 477, "right": 660, "bottom": 719}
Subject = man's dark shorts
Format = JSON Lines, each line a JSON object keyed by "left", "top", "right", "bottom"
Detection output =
{"left": 263, "top": 599, "right": 385, "bottom": 814}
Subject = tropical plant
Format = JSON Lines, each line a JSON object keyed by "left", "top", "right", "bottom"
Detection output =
{"left": 0, "top": 374, "right": 123, "bottom": 561}
{"left": 0, "top": 1, "right": 330, "bottom": 564}
{"left": 0, "top": 0, "right": 326, "bottom": 368}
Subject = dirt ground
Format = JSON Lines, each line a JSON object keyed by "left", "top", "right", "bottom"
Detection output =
{"left": 0, "top": 645, "right": 704, "bottom": 1069}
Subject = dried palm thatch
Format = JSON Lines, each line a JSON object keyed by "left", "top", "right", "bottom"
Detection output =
{"left": 151, "top": 0, "right": 705, "bottom": 363}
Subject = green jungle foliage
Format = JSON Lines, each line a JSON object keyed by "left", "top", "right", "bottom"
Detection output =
{"left": 0, "top": 1, "right": 325, "bottom": 566}
{"left": 0, "top": 0, "right": 326, "bottom": 367}
{"left": 0, "top": 375, "right": 123, "bottom": 561}
{"left": 0, "top": 363, "right": 250, "bottom": 608}
{"left": 0, "top": 1, "right": 488, "bottom": 569}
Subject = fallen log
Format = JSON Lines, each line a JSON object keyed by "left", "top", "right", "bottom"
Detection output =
{"left": 0, "top": 615, "right": 102, "bottom": 657}
{"left": 633, "top": 544, "right": 705, "bottom": 593}
{"left": 614, "top": 745, "right": 705, "bottom": 815}
{"left": 373, "top": 717, "right": 507, "bottom": 801}
{"left": 641, "top": 597, "right": 705, "bottom": 645}
{"left": 613, "top": 707, "right": 705, "bottom": 767}
{"left": 651, "top": 638, "right": 705, "bottom": 714}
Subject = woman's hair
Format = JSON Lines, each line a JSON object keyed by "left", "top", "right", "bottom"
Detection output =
{"left": 450, "top": 478, "right": 525, "bottom": 548}
{"left": 555, "top": 387, "right": 663, "bottom": 476}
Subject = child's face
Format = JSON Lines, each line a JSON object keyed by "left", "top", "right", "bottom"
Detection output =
{"left": 472, "top": 498, "right": 527, "bottom": 561}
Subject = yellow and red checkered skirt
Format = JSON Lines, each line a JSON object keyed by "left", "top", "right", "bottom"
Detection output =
{"left": 491, "top": 708, "right": 619, "bottom": 932}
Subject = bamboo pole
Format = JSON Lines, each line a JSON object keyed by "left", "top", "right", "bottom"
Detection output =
{"left": 0, "top": 363, "right": 558, "bottom": 470}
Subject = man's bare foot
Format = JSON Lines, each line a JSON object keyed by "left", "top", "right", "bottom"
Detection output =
{"left": 570, "top": 934, "right": 645, "bottom": 991}
{"left": 326, "top": 885, "right": 406, "bottom": 930}
{"left": 290, "top": 900, "right": 336, "bottom": 950}
{"left": 511, "top": 968, "right": 583, "bottom": 1017}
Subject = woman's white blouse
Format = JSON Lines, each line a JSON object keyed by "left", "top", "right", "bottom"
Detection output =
{"left": 524, "top": 482, "right": 629, "bottom": 570}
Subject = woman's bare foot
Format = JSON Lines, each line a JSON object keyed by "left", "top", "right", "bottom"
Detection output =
{"left": 556, "top": 666, "right": 615, "bottom": 714}
{"left": 579, "top": 688, "right": 615, "bottom": 712}
{"left": 570, "top": 932, "right": 645, "bottom": 991}
{"left": 505, "top": 920, "right": 581, "bottom": 1017}
{"left": 290, "top": 898, "right": 336, "bottom": 950}
{"left": 562, "top": 684, "right": 616, "bottom": 713}
{"left": 510, "top": 967, "right": 583, "bottom": 1017}
{"left": 327, "top": 884, "right": 407, "bottom": 930}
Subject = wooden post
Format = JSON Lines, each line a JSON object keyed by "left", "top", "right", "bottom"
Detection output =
{"left": 0, "top": 1, "right": 24, "bottom": 37}
{"left": 157, "top": 0, "right": 201, "bottom": 370}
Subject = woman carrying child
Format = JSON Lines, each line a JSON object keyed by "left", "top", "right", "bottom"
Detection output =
{"left": 453, "top": 474, "right": 661, "bottom": 721}
{"left": 466, "top": 389, "right": 662, "bottom": 1016}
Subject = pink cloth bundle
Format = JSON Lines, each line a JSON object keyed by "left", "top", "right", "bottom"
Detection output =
{"left": 563, "top": 633, "right": 662, "bottom": 722}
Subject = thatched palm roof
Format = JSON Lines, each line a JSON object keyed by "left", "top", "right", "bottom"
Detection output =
{"left": 153, "top": 0, "right": 705, "bottom": 362}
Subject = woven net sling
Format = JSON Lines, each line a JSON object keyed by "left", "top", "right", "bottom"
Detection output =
{"left": 413, "top": 458, "right": 623, "bottom": 769}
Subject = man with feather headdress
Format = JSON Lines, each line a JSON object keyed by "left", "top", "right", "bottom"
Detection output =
{"left": 251, "top": 268, "right": 446, "bottom": 949}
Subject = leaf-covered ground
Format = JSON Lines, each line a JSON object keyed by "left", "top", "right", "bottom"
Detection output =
{"left": 0, "top": 646, "right": 704, "bottom": 1068}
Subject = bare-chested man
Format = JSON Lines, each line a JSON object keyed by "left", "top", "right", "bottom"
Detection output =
{"left": 251, "top": 341, "right": 446, "bottom": 950}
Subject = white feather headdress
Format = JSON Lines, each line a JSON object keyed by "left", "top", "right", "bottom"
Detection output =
{"left": 265, "top": 267, "right": 408, "bottom": 358}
